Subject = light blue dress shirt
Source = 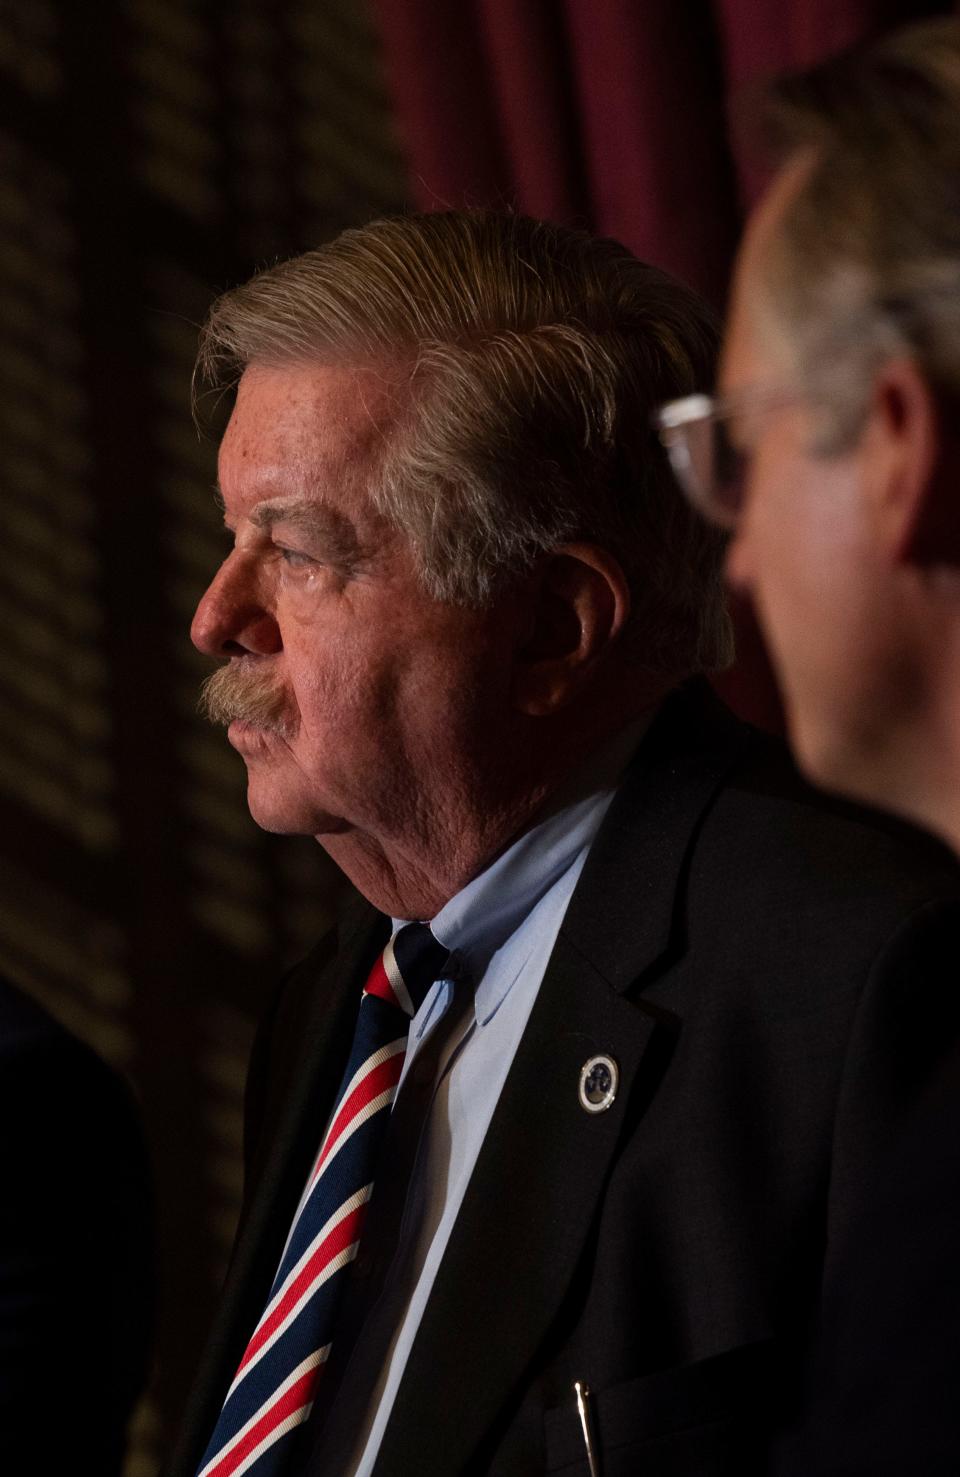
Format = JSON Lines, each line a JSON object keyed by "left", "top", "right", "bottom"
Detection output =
{"left": 347, "top": 724, "right": 644, "bottom": 1475}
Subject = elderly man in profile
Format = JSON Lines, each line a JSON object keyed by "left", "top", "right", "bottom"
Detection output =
{"left": 656, "top": 20, "right": 960, "bottom": 1474}
{"left": 169, "top": 210, "right": 960, "bottom": 1477}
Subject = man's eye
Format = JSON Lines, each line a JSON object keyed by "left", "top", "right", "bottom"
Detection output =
{"left": 277, "top": 546, "right": 316, "bottom": 570}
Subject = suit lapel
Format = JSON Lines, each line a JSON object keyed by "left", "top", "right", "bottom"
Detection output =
{"left": 560, "top": 680, "right": 753, "bottom": 995}
{"left": 372, "top": 684, "right": 755, "bottom": 1477}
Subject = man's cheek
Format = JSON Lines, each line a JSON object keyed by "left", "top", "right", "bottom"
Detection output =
{"left": 294, "top": 644, "right": 369, "bottom": 734}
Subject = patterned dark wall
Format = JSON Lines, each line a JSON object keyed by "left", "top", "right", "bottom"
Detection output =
{"left": 0, "top": 2, "right": 408, "bottom": 1470}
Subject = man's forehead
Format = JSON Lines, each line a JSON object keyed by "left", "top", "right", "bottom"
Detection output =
{"left": 230, "top": 360, "right": 403, "bottom": 444}
{"left": 218, "top": 360, "right": 402, "bottom": 511}
{"left": 722, "top": 152, "right": 816, "bottom": 391}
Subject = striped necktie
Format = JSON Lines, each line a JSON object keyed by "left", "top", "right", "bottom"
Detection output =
{"left": 196, "top": 922, "right": 450, "bottom": 1477}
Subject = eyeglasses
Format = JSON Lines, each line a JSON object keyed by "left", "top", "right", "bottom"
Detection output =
{"left": 653, "top": 388, "right": 800, "bottom": 530}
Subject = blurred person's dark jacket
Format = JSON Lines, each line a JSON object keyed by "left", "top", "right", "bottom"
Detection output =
{"left": 776, "top": 1033, "right": 960, "bottom": 1477}
{"left": 0, "top": 974, "right": 153, "bottom": 1475}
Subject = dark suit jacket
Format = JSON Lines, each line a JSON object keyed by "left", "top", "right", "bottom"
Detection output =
{"left": 774, "top": 1032, "right": 960, "bottom": 1477}
{"left": 168, "top": 685, "right": 960, "bottom": 1476}
{"left": 0, "top": 976, "right": 153, "bottom": 1475}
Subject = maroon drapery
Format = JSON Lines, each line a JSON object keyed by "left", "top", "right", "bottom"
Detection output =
{"left": 371, "top": 0, "right": 950, "bottom": 731}
{"left": 373, "top": 0, "right": 949, "bottom": 294}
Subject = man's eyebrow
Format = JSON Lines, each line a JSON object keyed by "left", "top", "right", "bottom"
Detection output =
{"left": 250, "top": 497, "right": 365, "bottom": 565}
{"left": 250, "top": 497, "right": 352, "bottom": 535}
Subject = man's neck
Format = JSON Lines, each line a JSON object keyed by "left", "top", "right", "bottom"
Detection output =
{"left": 320, "top": 711, "right": 658, "bottom": 918}
{"left": 318, "top": 781, "right": 556, "bottom": 920}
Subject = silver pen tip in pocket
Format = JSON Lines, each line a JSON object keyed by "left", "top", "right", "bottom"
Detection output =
{"left": 574, "top": 1379, "right": 600, "bottom": 1477}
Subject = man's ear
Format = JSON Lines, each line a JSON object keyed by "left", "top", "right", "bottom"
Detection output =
{"left": 512, "top": 544, "right": 631, "bottom": 716}
{"left": 866, "top": 359, "right": 960, "bottom": 567}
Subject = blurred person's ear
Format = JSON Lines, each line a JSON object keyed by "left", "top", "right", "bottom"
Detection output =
{"left": 866, "top": 358, "right": 960, "bottom": 569}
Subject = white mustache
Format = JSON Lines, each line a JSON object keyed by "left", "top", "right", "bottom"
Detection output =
{"left": 199, "top": 661, "right": 297, "bottom": 739}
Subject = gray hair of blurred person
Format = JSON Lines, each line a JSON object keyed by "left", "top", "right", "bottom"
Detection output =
{"left": 755, "top": 18, "right": 960, "bottom": 453}
{"left": 195, "top": 210, "right": 733, "bottom": 680}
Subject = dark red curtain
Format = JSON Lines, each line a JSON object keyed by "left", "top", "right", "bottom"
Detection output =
{"left": 370, "top": 0, "right": 949, "bottom": 731}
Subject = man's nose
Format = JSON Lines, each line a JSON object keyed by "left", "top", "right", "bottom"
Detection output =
{"left": 190, "top": 555, "right": 282, "bottom": 658}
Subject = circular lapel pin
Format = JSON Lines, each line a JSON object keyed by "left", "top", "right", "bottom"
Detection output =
{"left": 579, "top": 1054, "right": 619, "bottom": 1113}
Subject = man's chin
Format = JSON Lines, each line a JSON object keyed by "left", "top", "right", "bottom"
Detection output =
{"left": 790, "top": 703, "right": 886, "bottom": 810}
{"left": 244, "top": 773, "right": 343, "bottom": 838}
{"left": 788, "top": 707, "right": 846, "bottom": 793}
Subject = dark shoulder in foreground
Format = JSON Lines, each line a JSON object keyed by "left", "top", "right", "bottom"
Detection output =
{"left": 668, "top": 679, "right": 956, "bottom": 899}
{"left": 696, "top": 695, "right": 960, "bottom": 954}
{"left": 0, "top": 974, "right": 154, "bottom": 1476}
{"left": 583, "top": 679, "right": 960, "bottom": 1016}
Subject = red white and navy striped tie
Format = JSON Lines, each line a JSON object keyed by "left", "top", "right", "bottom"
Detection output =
{"left": 195, "top": 923, "right": 450, "bottom": 1477}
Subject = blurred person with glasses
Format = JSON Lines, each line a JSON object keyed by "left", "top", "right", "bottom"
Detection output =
{"left": 657, "top": 20, "right": 960, "bottom": 1476}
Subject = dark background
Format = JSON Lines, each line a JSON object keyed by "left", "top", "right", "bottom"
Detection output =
{"left": 0, "top": 2, "right": 947, "bottom": 1471}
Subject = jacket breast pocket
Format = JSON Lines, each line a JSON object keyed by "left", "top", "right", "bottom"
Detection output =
{"left": 543, "top": 1341, "right": 780, "bottom": 1476}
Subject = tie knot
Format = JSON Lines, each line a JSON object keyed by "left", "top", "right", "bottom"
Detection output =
{"left": 364, "top": 922, "right": 450, "bottom": 1018}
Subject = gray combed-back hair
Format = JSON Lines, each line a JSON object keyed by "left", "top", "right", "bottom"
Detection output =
{"left": 196, "top": 210, "right": 733, "bottom": 678}
{"left": 759, "top": 19, "right": 960, "bottom": 452}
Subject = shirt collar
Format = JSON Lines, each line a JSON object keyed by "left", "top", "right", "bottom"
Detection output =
{"left": 394, "top": 718, "right": 650, "bottom": 1023}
